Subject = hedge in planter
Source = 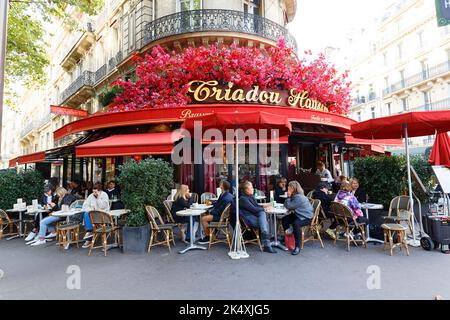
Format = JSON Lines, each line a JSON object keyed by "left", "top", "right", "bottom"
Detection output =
{"left": 0, "top": 170, "right": 44, "bottom": 210}
{"left": 117, "top": 158, "right": 173, "bottom": 227}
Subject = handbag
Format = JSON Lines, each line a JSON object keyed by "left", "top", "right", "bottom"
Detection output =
{"left": 284, "top": 233, "right": 295, "bottom": 251}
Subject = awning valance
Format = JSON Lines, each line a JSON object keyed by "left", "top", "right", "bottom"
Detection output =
{"left": 345, "top": 135, "right": 403, "bottom": 146}
{"left": 8, "top": 157, "right": 19, "bottom": 168}
{"left": 202, "top": 135, "right": 289, "bottom": 145}
{"left": 75, "top": 132, "right": 184, "bottom": 158}
{"left": 17, "top": 151, "right": 46, "bottom": 165}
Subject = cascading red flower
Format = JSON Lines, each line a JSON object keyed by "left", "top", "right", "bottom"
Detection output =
{"left": 110, "top": 40, "right": 351, "bottom": 114}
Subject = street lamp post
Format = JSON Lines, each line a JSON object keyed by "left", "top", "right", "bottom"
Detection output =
{"left": 0, "top": 0, "right": 9, "bottom": 161}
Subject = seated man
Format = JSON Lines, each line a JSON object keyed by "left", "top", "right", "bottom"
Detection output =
{"left": 312, "top": 182, "right": 337, "bottom": 240}
{"left": 81, "top": 183, "right": 110, "bottom": 248}
{"left": 239, "top": 181, "right": 275, "bottom": 253}
{"left": 198, "top": 180, "right": 234, "bottom": 244}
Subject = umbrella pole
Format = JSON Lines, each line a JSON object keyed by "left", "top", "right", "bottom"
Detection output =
{"left": 228, "top": 135, "right": 249, "bottom": 259}
{"left": 404, "top": 124, "right": 419, "bottom": 246}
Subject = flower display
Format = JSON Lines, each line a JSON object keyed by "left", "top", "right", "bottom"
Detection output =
{"left": 110, "top": 40, "right": 351, "bottom": 114}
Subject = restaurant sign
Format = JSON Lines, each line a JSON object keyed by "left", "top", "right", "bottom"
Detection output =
{"left": 50, "top": 105, "right": 89, "bottom": 117}
{"left": 187, "top": 80, "right": 330, "bottom": 113}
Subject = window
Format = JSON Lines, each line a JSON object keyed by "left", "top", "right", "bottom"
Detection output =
{"left": 401, "top": 97, "right": 408, "bottom": 111}
{"left": 243, "top": 0, "right": 262, "bottom": 16}
{"left": 128, "top": 12, "right": 135, "bottom": 51}
{"left": 386, "top": 103, "right": 391, "bottom": 116}
{"left": 417, "top": 31, "right": 424, "bottom": 48}
{"left": 421, "top": 60, "right": 429, "bottom": 79}
{"left": 423, "top": 91, "right": 432, "bottom": 110}
{"left": 383, "top": 52, "right": 388, "bottom": 66}
{"left": 397, "top": 43, "right": 403, "bottom": 59}
{"left": 357, "top": 111, "right": 361, "bottom": 122}
{"left": 46, "top": 132, "right": 50, "bottom": 149}
{"left": 399, "top": 69, "right": 405, "bottom": 87}
{"left": 371, "top": 107, "right": 376, "bottom": 119}
{"left": 178, "top": 0, "right": 201, "bottom": 11}
{"left": 384, "top": 76, "right": 389, "bottom": 88}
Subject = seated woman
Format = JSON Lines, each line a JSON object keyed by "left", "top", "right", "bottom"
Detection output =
{"left": 171, "top": 184, "right": 197, "bottom": 242}
{"left": 198, "top": 180, "right": 234, "bottom": 244}
{"left": 281, "top": 181, "right": 314, "bottom": 255}
{"left": 350, "top": 178, "right": 367, "bottom": 203}
{"left": 334, "top": 181, "right": 369, "bottom": 237}
{"left": 274, "top": 177, "right": 287, "bottom": 203}
{"left": 28, "top": 186, "right": 61, "bottom": 246}
{"left": 312, "top": 182, "right": 337, "bottom": 240}
{"left": 81, "top": 183, "right": 110, "bottom": 248}
{"left": 239, "top": 181, "right": 275, "bottom": 253}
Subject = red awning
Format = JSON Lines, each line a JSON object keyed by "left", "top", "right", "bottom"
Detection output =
{"left": 345, "top": 136, "right": 403, "bottom": 146}
{"left": 75, "top": 132, "right": 183, "bottom": 158}
{"left": 8, "top": 157, "right": 19, "bottom": 168}
{"left": 17, "top": 151, "right": 46, "bottom": 165}
{"left": 202, "top": 135, "right": 289, "bottom": 145}
{"left": 351, "top": 110, "right": 450, "bottom": 139}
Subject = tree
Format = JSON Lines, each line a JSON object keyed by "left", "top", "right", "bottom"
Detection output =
{"left": 5, "top": 0, "right": 104, "bottom": 111}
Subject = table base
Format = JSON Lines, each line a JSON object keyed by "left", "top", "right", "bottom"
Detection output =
{"left": 178, "top": 244, "right": 207, "bottom": 254}
{"left": 270, "top": 240, "right": 288, "bottom": 251}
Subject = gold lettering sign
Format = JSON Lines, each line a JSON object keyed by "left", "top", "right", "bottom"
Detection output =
{"left": 187, "top": 80, "right": 329, "bottom": 113}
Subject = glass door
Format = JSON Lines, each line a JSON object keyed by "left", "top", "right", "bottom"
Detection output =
{"left": 178, "top": 0, "right": 202, "bottom": 31}
{"left": 243, "top": 0, "right": 262, "bottom": 33}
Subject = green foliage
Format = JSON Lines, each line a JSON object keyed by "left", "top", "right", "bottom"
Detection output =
{"left": 99, "top": 85, "right": 123, "bottom": 107}
{"left": 117, "top": 159, "right": 174, "bottom": 227}
{"left": 353, "top": 156, "right": 407, "bottom": 208}
{"left": 354, "top": 154, "right": 435, "bottom": 207}
{"left": 5, "top": 1, "right": 104, "bottom": 110}
{"left": 0, "top": 170, "right": 45, "bottom": 210}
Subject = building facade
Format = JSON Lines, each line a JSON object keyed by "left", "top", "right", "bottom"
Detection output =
{"left": 2, "top": 0, "right": 297, "bottom": 169}
{"left": 346, "top": 0, "right": 450, "bottom": 153}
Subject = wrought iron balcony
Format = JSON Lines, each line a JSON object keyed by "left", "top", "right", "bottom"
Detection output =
{"left": 94, "top": 51, "right": 123, "bottom": 84}
{"left": 143, "top": 9, "right": 297, "bottom": 52}
{"left": 382, "top": 60, "right": 450, "bottom": 96}
{"left": 408, "top": 97, "right": 450, "bottom": 112}
{"left": 60, "top": 70, "right": 95, "bottom": 106}
{"left": 20, "top": 113, "right": 52, "bottom": 139}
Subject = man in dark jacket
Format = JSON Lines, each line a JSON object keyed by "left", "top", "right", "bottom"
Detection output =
{"left": 198, "top": 180, "right": 234, "bottom": 244}
{"left": 239, "top": 181, "right": 275, "bottom": 253}
{"left": 312, "top": 182, "right": 337, "bottom": 240}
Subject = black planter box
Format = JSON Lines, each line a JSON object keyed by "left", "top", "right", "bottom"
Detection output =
{"left": 122, "top": 224, "right": 150, "bottom": 254}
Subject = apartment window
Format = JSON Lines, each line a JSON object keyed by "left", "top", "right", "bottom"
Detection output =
{"left": 243, "top": 0, "right": 262, "bottom": 15}
{"left": 417, "top": 31, "right": 424, "bottom": 48}
{"left": 397, "top": 43, "right": 403, "bottom": 59}
{"left": 386, "top": 103, "right": 391, "bottom": 115}
{"left": 46, "top": 132, "right": 50, "bottom": 149}
{"left": 178, "top": 0, "right": 201, "bottom": 11}
{"left": 384, "top": 76, "right": 389, "bottom": 88}
{"left": 399, "top": 69, "right": 405, "bottom": 87}
{"left": 401, "top": 97, "right": 408, "bottom": 111}
{"left": 357, "top": 112, "right": 361, "bottom": 122}
{"left": 421, "top": 60, "right": 429, "bottom": 79}
{"left": 423, "top": 91, "right": 432, "bottom": 110}
{"left": 371, "top": 107, "right": 376, "bottom": 119}
{"left": 383, "top": 52, "right": 388, "bottom": 66}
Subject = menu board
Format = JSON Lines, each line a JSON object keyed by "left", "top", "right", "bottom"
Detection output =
{"left": 432, "top": 166, "right": 450, "bottom": 194}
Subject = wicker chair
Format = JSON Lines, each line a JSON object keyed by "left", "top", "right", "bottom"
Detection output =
{"left": 383, "top": 196, "right": 413, "bottom": 234}
{"left": 190, "top": 192, "right": 199, "bottom": 204}
{"left": 201, "top": 192, "right": 216, "bottom": 204}
{"left": 87, "top": 211, "right": 120, "bottom": 256}
{"left": 331, "top": 201, "right": 367, "bottom": 251}
{"left": 163, "top": 200, "right": 186, "bottom": 240}
{"left": 240, "top": 216, "right": 263, "bottom": 252}
{"left": 301, "top": 199, "right": 324, "bottom": 249}
{"left": 306, "top": 190, "right": 314, "bottom": 198}
{"left": 207, "top": 204, "right": 232, "bottom": 249}
{"left": 0, "top": 209, "right": 21, "bottom": 240}
{"left": 146, "top": 206, "right": 176, "bottom": 253}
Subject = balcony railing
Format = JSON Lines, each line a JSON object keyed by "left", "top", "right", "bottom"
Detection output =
{"left": 382, "top": 60, "right": 450, "bottom": 96}
{"left": 60, "top": 70, "right": 95, "bottom": 104}
{"left": 20, "top": 113, "right": 52, "bottom": 138}
{"left": 94, "top": 51, "right": 122, "bottom": 83}
{"left": 143, "top": 9, "right": 298, "bottom": 52}
{"left": 408, "top": 98, "right": 450, "bottom": 112}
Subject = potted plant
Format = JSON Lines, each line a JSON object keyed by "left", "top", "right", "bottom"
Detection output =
{"left": 117, "top": 158, "right": 173, "bottom": 253}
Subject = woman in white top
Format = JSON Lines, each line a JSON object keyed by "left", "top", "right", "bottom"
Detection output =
{"left": 81, "top": 182, "right": 110, "bottom": 248}
{"left": 315, "top": 161, "right": 334, "bottom": 184}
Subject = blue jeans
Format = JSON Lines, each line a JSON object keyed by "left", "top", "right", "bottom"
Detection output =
{"left": 83, "top": 212, "right": 93, "bottom": 232}
{"left": 242, "top": 211, "right": 270, "bottom": 245}
{"left": 38, "top": 216, "right": 62, "bottom": 238}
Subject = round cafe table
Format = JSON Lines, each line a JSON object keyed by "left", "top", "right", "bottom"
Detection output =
{"left": 360, "top": 203, "right": 384, "bottom": 244}
{"left": 176, "top": 209, "right": 207, "bottom": 254}
{"left": 265, "top": 206, "right": 289, "bottom": 251}
{"left": 6, "top": 208, "right": 28, "bottom": 240}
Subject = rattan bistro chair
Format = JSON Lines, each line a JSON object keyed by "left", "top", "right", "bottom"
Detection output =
{"left": 383, "top": 196, "right": 413, "bottom": 234}
{"left": 306, "top": 190, "right": 314, "bottom": 199}
{"left": 240, "top": 216, "right": 263, "bottom": 252}
{"left": 201, "top": 192, "right": 216, "bottom": 204}
{"left": 301, "top": 199, "right": 324, "bottom": 249}
{"left": 190, "top": 192, "right": 199, "bottom": 204}
{"left": 163, "top": 200, "right": 186, "bottom": 241}
{"left": 331, "top": 201, "right": 367, "bottom": 251}
{"left": 87, "top": 211, "right": 121, "bottom": 257}
{"left": 146, "top": 206, "right": 176, "bottom": 253}
{"left": 208, "top": 204, "right": 232, "bottom": 249}
{"left": 0, "top": 209, "right": 21, "bottom": 240}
